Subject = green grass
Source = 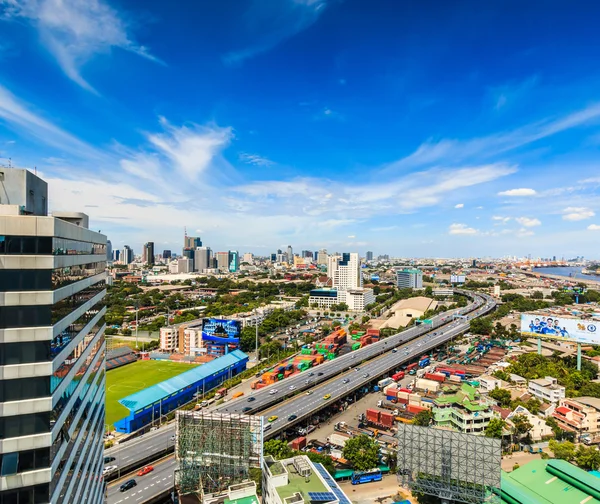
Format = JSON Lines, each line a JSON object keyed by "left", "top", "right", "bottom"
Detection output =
{"left": 105, "top": 360, "right": 198, "bottom": 429}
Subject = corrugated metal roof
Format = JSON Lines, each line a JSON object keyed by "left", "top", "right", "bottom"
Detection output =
{"left": 118, "top": 350, "right": 248, "bottom": 412}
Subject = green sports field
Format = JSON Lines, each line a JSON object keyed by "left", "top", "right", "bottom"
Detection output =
{"left": 105, "top": 360, "right": 198, "bottom": 429}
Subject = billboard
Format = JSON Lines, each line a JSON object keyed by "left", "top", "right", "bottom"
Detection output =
{"left": 451, "top": 275, "right": 466, "bottom": 284}
{"left": 397, "top": 424, "right": 501, "bottom": 504}
{"left": 520, "top": 313, "right": 600, "bottom": 345}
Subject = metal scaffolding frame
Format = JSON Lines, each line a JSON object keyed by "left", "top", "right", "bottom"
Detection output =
{"left": 397, "top": 424, "right": 501, "bottom": 504}
{"left": 175, "top": 411, "right": 263, "bottom": 497}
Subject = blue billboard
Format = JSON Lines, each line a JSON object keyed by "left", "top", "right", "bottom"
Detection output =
{"left": 202, "top": 318, "right": 241, "bottom": 344}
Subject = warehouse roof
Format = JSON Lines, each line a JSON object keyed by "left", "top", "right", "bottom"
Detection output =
{"left": 119, "top": 350, "right": 248, "bottom": 412}
{"left": 500, "top": 459, "right": 600, "bottom": 504}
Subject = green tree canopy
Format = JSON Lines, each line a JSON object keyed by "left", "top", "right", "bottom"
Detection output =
{"left": 264, "top": 439, "right": 293, "bottom": 460}
{"left": 413, "top": 410, "right": 434, "bottom": 427}
{"left": 342, "top": 435, "right": 379, "bottom": 471}
{"left": 485, "top": 418, "right": 506, "bottom": 438}
{"left": 489, "top": 388, "right": 512, "bottom": 408}
{"left": 549, "top": 439, "right": 576, "bottom": 461}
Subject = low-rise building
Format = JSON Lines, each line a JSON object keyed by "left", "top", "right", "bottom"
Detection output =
{"left": 507, "top": 406, "right": 553, "bottom": 441}
{"left": 309, "top": 288, "right": 339, "bottom": 309}
{"left": 552, "top": 397, "right": 600, "bottom": 435}
{"left": 262, "top": 455, "right": 350, "bottom": 504}
{"left": 478, "top": 374, "right": 505, "bottom": 393}
{"left": 338, "top": 288, "right": 375, "bottom": 311}
{"left": 528, "top": 376, "right": 565, "bottom": 404}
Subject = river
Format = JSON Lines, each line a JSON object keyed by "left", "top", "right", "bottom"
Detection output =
{"left": 533, "top": 266, "right": 600, "bottom": 280}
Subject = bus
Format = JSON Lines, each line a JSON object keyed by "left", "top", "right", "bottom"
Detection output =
{"left": 351, "top": 469, "right": 382, "bottom": 485}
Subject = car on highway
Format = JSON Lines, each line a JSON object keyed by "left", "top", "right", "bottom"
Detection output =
{"left": 343, "top": 378, "right": 350, "bottom": 383}
{"left": 363, "top": 373, "right": 369, "bottom": 378}
{"left": 242, "top": 407, "right": 252, "bottom": 412}
{"left": 268, "top": 416, "right": 278, "bottom": 422}
{"left": 392, "top": 349, "right": 397, "bottom": 353}
{"left": 306, "top": 390, "right": 313, "bottom": 395}
{"left": 103, "top": 465, "right": 117, "bottom": 476}
{"left": 269, "top": 389, "right": 278, "bottom": 395}
{"left": 137, "top": 465, "right": 154, "bottom": 476}
{"left": 119, "top": 479, "right": 137, "bottom": 492}
{"left": 288, "top": 415, "right": 297, "bottom": 421}
{"left": 289, "top": 385, "right": 296, "bottom": 390}
{"left": 104, "top": 456, "right": 115, "bottom": 464}
{"left": 247, "top": 397, "right": 256, "bottom": 402}
{"left": 308, "top": 372, "right": 314, "bottom": 376}
{"left": 317, "top": 372, "right": 324, "bottom": 376}
{"left": 323, "top": 394, "right": 331, "bottom": 400}
{"left": 355, "top": 367, "right": 360, "bottom": 371}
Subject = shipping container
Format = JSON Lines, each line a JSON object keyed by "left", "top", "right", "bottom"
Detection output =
{"left": 328, "top": 433, "right": 352, "bottom": 448}
{"left": 406, "top": 363, "right": 418, "bottom": 371}
{"left": 366, "top": 409, "right": 380, "bottom": 423}
{"left": 379, "top": 412, "right": 395, "bottom": 428}
{"left": 378, "top": 377, "right": 394, "bottom": 389}
{"left": 392, "top": 371, "right": 405, "bottom": 381}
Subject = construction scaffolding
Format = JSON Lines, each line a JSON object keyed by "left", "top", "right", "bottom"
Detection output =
{"left": 175, "top": 411, "right": 263, "bottom": 498}
{"left": 397, "top": 424, "right": 501, "bottom": 504}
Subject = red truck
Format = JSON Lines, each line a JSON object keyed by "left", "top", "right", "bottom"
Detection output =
{"left": 392, "top": 371, "right": 405, "bottom": 381}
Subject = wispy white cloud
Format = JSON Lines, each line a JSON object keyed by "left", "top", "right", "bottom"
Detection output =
{"left": 515, "top": 216, "right": 541, "bottom": 227}
{"left": 2, "top": 0, "right": 161, "bottom": 92}
{"left": 386, "top": 102, "right": 600, "bottom": 171}
{"left": 588, "top": 224, "right": 600, "bottom": 231}
{"left": 562, "top": 206, "right": 595, "bottom": 221}
{"left": 454, "top": 203, "right": 464, "bottom": 208}
{"left": 489, "top": 75, "right": 538, "bottom": 111}
{"left": 223, "top": 0, "right": 327, "bottom": 65}
{"left": 492, "top": 216, "right": 511, "bottom": 223}
{"left": 370, "top": 225, "right": 398, "bottom": 232}
{"left": 239, "top": 152, "right": 275, "bottom": 167}
{"left": 449, "top": 223, "right": 478, "bottom": 235}
{"left": 498, "top": 188, "right": 537, "bottom": 196}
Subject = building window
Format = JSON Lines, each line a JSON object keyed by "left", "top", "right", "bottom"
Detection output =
{"left": 0, "top": 341, "right": 51, "bottom": 365}
{"left": 0, "top": 376, "right": 50, "bottom": 402}
{"left": 0, "top": 412, "right": 51, "bottom": 439}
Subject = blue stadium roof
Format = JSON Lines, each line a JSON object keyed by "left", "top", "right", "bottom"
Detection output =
{"left": 119, "top": 350, "right": 248, "bottom": 412}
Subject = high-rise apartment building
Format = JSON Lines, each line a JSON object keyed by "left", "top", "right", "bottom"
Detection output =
{"left": 242, "top": 252, "right": 253, "bottom": 264}
{"left": 0, "top": 168, "right": 107, "bottom": 504}
{"left": 182, "top": 248, "right": 195, "bottom": 270}
{"left": 162, "top": 250, "right": 172, "bottom": 260}
{"left": 106, "top": 240, "right": 112, "bottom": 262}
{"left": 112, "top": 249, "right": 120, "bottom": 262}
{"left": 286, "top": 245, "right": 293, "bottom": 262}
{"left": 366, "top": 250, "right": 373, "bottom": 261}
{"left": 331, "top": 252, "right": 362, "bottom": 290}
{"left": 143, "top": 241, "right": 155, "bottom": 265}
{"left": 396, "top": 268, "right": 423, "bottom": 289}
{"left": 194, "top": 246, "right": 211, "bottom": 272}
{"left": 121, "top": 245, "right": 133, "bottom": 265}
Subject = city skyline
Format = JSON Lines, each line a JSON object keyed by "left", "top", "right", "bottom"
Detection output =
{"left": 2, "top": 1, "right": 600, "bottom": 258}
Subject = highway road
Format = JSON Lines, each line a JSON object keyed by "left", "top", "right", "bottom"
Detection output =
{"left": 260, "top": 293, "right": 496, "bottom": 437}
{"left": 106, "top": 456, "right": 176, "bottom": 504}
{"left": 104, "top": 290, "right": 493, "bottom": 472}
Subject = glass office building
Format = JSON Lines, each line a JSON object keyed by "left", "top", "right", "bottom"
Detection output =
{"left": 0, "top": 169, "right": 107, "bottom": 504}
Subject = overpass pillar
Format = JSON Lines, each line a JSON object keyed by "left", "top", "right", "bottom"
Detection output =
{"left": 537, "top": 337, "right": 542, "bottom": 355}
{"left": 577, "top": 343, "right": 582, "bottom": 371}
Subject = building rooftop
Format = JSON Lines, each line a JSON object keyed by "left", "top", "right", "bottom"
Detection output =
{"left": 119, "top": 350, "right": 248, "bottom": 411}
{"left": 275, "top": 462, "right": 329, "bottom": 502}
{"left": 574, "top": 396, "right": 600, "bottom": 410}
{"left": 500, "top": 459, "right": 600, "bottom": 504}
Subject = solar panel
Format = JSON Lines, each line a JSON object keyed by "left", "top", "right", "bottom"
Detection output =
{"left": 308, "top": 492, "right": 335, "bottom": 502}
{"left": 313, "top": 464, "right": 352, "bottom": 504}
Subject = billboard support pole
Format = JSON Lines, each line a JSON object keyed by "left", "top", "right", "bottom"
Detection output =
{"left": 577, "top": 343, "right": 582, "bottom": 371}
{"left": 537, "top": 337, "right": 541, "bottom": 355}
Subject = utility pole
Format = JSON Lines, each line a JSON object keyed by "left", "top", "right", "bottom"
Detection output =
{"left": 255, "top": 309, "right": 259, "bottom": 362}
{"left": 135, "top": 301, "right": 139, "bottom": 349}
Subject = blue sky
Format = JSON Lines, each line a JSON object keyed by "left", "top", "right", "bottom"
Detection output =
{"left": 1, "top": 0, "right": 600, "bottom": 259}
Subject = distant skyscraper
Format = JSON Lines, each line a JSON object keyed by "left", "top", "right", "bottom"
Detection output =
{"left": 229, "top": 250, "right": 239, "bottom": 272}
{"left": 194, "top": 246, "right": 211, "bottom": 272}
{"left": 243, "top": 252, "right": 253, "bottom": 264}
{"left": 287, "top": 245, "right": 293, "bottom": 262}
{"left": 331, "top": 253, "right": 362, "bottom": 290}
{"left": 163, "top": 249, "right": 172, "bottom": 259}
{"left": 107, "top": 239, "right": 113, "bottom": 261}
{"left": 184, "top": 235, "right": 202, "bottom": 249}
{"left": 122, "top": 245, "right": 133, "bottom": 264}
{"left": 113, "top": 249, "right": 120, "bottom": 262}
{"left": 216, "top": 251, "right": 230, "bottom": 271}
{"left": 182, "top": 248, "right": 195, "bottom": 269}
{"left": 366, "top": 251, "right": 373, "bottom": 261}
{"left": 143, "top": 241, "right": 155, "bottom": 265}
{"left": 0, "top": 168, "right": 106, "bottom": 503}
{"left": 317, "top": 249, "right": 328, "bottom": 265}
{"left": 270, "top": 253, "right": 277, "bottom": 262}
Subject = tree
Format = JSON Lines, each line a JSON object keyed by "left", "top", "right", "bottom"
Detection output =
{"left": 239, "top": 326, "right": 258, "bottom": 353}
{"left": 549, "top": 439, "right": 576, "bottom": 461}
{"left": 469, "top": 317, "right": 493, "bottom": 335}
{"left": 342, "top": 435, "right": 379, "bottom": 471}
{"left": 489, "top": 388, "right": 512, "bottom": 408}
{"left": 575, "top": 445, "right": 600, "bottom": 470}
{"left": 510, "top": 414, "right": 533, "bottom": 440}
{"left": 485, "top": 418, "right": 506, "bottom": 438}
{"left": 413, "top": 410, "right": 434, "bottom": 427}
{"left": 264, "top": 439, "right": 292, "bottom": 460}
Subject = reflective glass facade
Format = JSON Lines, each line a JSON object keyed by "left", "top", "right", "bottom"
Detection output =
{"left": 0, "top": 224, "right": 106, "bottom": 504}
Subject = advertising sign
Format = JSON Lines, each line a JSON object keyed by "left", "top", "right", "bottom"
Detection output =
{"left": 520, "top": 313, "right": 600, "bottom": 344}
{"left": 450, "top": 275, "right": 466, "bottom": 284}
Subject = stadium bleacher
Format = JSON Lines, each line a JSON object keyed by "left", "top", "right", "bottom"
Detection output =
{"left": 106, "top": 346, "right": 137, "bottom": 370}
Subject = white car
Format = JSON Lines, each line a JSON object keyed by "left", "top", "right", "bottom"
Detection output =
{"left": 269, "top": 389, "right": 278, "bottom": 395}
{"left": 289, "top": 385, "right": 296, "bottom": 391}
{"left": 103, "top": 465, "right": 118, "bottom": 475}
